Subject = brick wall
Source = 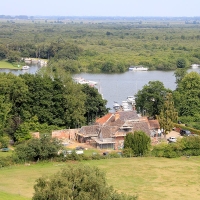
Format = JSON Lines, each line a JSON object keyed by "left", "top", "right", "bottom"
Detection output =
{"left": 52, "top": 129, "right": 79, "bottom": 140}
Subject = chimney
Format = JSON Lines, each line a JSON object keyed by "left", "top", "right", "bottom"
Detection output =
{"left": 115, "top": 113, "right": 120, "bottom": 121}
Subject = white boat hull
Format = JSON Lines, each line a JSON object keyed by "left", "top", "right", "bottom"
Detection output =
{"left": 129, "top": 66, "right": 148, "bottom": 71}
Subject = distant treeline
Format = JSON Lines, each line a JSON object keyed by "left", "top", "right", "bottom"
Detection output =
{"left": 1, "top": 21, "right": 200, "bottom": 72}
{"left": 1, "top": 15, "right": 200, "bottom": 21}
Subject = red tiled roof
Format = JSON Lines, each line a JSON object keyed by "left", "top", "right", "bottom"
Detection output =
{"left": 96, "top": 113, "right": 113, "bottom": 125}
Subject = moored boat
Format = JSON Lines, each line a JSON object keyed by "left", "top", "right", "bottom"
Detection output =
{"left": 121, "top": 101, "right": 131, "bottom": 111}
{"left": 113, "top": 101, "right": 120, "bottom": 111}
{"left": 127, "top": 96, "right": 136, "bottom": 105}
{"left": 129, "top": 66, "right": 148, "bottom": 71}
{"left": 191, "top": 64, "right": 200, "bottom": 69}
{"left": 22, "top": 65, "right": 30, "bottom": 70}
{"left": 73, "top": 77, "right": 98, "bottom": 86}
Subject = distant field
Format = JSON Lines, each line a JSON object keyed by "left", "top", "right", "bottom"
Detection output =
{"left": 1, "top": 157, "right": 200, "bottom": 200}
{"left": 0, "top": 61, "right": 20, "bottom": 69}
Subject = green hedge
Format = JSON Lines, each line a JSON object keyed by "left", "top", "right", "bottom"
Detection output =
{"left": 173, "top": 123, "right": 200, "bottom": 135}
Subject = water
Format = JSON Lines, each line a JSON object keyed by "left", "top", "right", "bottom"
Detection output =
{"left": 0, "top": 64, "right": 42, "bottom": 75}
{"left": 1, "top": 65, "right": 199, "bottom": 111}
{"left": 73, "top": 71, "right": 176, "bottom": 110}
{"left": 73, "top": 68, "right": 199, "bottom": 110}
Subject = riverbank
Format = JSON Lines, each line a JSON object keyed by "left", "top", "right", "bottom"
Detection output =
{"left": 0, "top": 61, "right": 21, "bottom": 70}
{"left": 0, "top": 59, "right": 47, "bottom": 70}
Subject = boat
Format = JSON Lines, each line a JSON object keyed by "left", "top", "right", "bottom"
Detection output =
{"left": 113, "top": 102, "right": 120, "bottom": 111}
{"left": 129, "top": 66, "right": 148, "bottom": 71}
{"left": 127, "top": 96, "right": 136, "bottom": 105}
{"left": 191, "top": 64, "right": 200, "bottom": 69}
{"left": 73, "top": 77, "right": 98, "bottom": 86}
{"left": 121, "top": 101, "right": 131, "bottom": 111}
{"left": 22, "top": 66, "right": 30, "bottom": 70}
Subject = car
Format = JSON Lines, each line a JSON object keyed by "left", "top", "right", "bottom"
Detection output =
{"left": 167, "top": 137, "right": 177, "bottom": 143}
{"left": 180, "top": 129, "right": 191, "bottom": 136}
{"left": 75, "top": 150, "right": 84, "bottom": 155}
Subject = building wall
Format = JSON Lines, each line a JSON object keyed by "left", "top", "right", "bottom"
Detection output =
{"left": 114, "top": 136, "right": 125, "bottom": 150}
{"left": 52, "top": 129, "right": 79, "bottom": 140}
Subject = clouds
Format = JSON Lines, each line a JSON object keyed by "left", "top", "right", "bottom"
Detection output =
{"left": 1, "top": 0, "right": 200, "bottom": 17}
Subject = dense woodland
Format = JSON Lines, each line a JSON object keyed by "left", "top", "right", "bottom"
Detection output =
{"left": 0, "top": 19, "right": 200, "bottom": 73}
{"left": 0, "top": 70, "right": 108, "bottom": 142}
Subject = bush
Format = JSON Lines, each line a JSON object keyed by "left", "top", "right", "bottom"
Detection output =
{"left": 14, "top": 135, "right": 62, "bottom": 162}
{"left": 32, "top": 164, "right": 137, "bottom": 200}
{"left": 123, "top": 148, "right": 134, "bottom": 157}
{"left": 0, "top": 156, "right": 14, "bottom": 168}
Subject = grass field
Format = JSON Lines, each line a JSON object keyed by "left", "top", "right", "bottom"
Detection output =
{"left": 0, "top": 61, "right": 21, "bottom": 69}
{"left": 0, "top": 157, "right": 200, "bottom": 200}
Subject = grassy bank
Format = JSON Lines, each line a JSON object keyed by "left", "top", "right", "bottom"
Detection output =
{"left": 0, "top": 157, "right": 200, "bottom": 199}
{"left": 0, "top": 61, "right": 21, "bottom": 69}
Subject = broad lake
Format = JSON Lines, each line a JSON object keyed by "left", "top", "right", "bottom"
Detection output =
{"left": 1, "top": 66, "right": 199, "bottom": 111}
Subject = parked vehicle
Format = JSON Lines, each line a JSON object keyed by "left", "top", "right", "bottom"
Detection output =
{"left": 0, "top": 148, "right": 9, "bottom": 152}
{"left": 75, "top": 150, "right": 84, "bottom": 155}
{"left": 180, "top": 129, "right": 191, "bottom": 136}
{"left": 167, "top": 137, "right": 177, "bottom": 143}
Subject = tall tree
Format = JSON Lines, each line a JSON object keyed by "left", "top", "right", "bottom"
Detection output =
{"left": 174, "top": 68, "right": 187, "bottom": 85}
{"left": 135, "top": 81, "right": 171, "bottom": 118}
{"left": 124, "top": 131, "right": 151, "bottom": 156}
{"left": 81, "top": 84, "right": 108, "bottom": 124}
{"left": 0, "top": 95, "right": 12, "bottom": 136}
{"left": 174, "top": 72, "right": 200, "bottom": 117}
{"left": 157, "top": 93, "right": 178, "bottom": 138}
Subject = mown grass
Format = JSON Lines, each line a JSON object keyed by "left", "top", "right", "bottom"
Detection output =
{"left": 0, "top": 151, "right": 12, "bottom": 158}
{"left": 0, "top": 61, "right": 21, "bottom": 69}
{"left": 0, "top": 191, "right": 29, "bottom": 200}
{"left": 1, "top": 157, "right": 200, "bottom": 200}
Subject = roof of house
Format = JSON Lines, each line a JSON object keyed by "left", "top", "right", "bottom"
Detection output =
{"left": 95, "top": 113, "right": 113, "bottom": 125}
{"left": 148, "top": 120, "right": 160, "bottom": 129}
{"left": 117, "top": 110, "right": 139, "bottom": 121}
{"left": 78, "top": 110, "right": 151, "bottom": 143}
{"left": 96, "top": 110, "right": 139, "bottom": 127}
{"left": 119, "top": 120, "right": 151, "bottom": 136}
{"left": 78, "top": 125, "right": 100, "bottom": 137}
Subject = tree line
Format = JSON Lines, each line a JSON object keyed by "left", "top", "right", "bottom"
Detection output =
{"left": 0, "top": 71, "right": 108, "bottom": 143}
{"left": 1, "top": 21, "right": 200, "bottom": 73}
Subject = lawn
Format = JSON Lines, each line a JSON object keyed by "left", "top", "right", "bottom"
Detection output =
{"left": 0, "top": 151, "right": 12, "bottom": 157}
{"left": 0, "top": 61, "right": 22, "bottom": 69}
{"left": 0, "top": 157, "right": 200, "bottom": 200}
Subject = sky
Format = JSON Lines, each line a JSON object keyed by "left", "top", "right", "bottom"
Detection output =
{"left": 1, "top": 0, "right": 200, "bottom": 17}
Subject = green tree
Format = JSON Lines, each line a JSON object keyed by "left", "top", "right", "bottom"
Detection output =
{"left": 32, "top": 164, "right": 137, "bottom": 200}
{"left": 176, "top": 58, "right": 187, "bottom": 68}
{"left": 174, "top": 68, "right": 187, "bottom": 85}
{"left": 124, "top": 131, "right": 151, "bottom": 156}
{"left": 157, "top": 93, "right": 178, "bottom": 138}
{"left": 135, "top": 81, "right": 171, "bottom": 118}
{"left": 81, "top": 84, "right": 108, "bottom": 124}
{"left": 15, "top": 135, "right": 62, "bottom": 161}
{"left": 174, "top": 72, "right": 200, "bottom": 117}
{"left": 14, "top": 122, "right": 31, "bottom": 142}
{"left": 0, "top": 95, "right": 12, "bottom": 136}
{"left": 0, "top": 135, "right": 10, "bottom": 148}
